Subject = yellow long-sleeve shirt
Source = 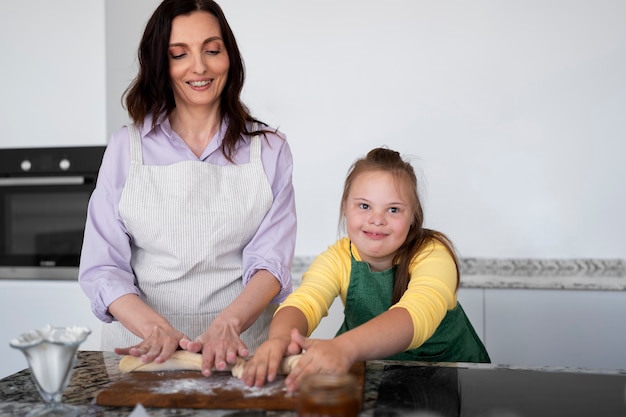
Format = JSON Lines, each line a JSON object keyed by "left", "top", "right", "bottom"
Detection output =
{"left": 277, "top": 237, "right": 458, "bottom": 350}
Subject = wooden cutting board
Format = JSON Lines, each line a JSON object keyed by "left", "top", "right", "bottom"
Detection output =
{"left": 96, "top": 362, "right": 365, "bottom": 410}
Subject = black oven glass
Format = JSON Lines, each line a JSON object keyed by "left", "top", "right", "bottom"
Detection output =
{"left": 2, "top": 188, "right": 92, "bottom": 265}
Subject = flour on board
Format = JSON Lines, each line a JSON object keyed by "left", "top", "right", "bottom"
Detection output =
{"left": 150, "top": 375, "right": 286, "bottom": 398}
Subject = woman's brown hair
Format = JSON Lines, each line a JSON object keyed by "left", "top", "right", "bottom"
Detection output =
{"left": 340, "top": 148, "right": 460, "bottom": 304}
{"left": 123, "top": 0, "right": 266, "bottom": 162}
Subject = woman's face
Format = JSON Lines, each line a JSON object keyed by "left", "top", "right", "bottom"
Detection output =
{"left": 168, "top": 11, "right": 229, "bottom": 112}
{"left": 344, "top": 171, "right": 413, "bottom": 271}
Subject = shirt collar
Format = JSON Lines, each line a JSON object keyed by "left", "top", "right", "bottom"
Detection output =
{"left": 136, "top": 114, "right": 251, "bottom": 160}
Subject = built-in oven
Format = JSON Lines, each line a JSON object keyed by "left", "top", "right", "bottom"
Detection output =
{"left": 0, "top": 146, "right": 105, "bottom": 280}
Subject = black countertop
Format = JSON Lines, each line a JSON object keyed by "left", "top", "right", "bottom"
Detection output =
{"left": 1, "top": 351, "right": 626, "bottom": 416}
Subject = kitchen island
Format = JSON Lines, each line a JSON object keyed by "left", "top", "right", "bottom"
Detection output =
{"left": 2, "top": 351, "right": 626, "bottom": 416}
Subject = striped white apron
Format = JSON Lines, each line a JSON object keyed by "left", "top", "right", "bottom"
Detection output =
{"left": 101, "top": 123, "right": 276, "bottom": 352}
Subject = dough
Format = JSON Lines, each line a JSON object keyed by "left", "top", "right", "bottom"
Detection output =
{"left": 279, "top": 353, "right": 302, "bottom": 375}
{"left": 119, "top": 350, "right": 213, "bottom": 373}
{"left": 119, "top": 350, "right": 302, "bottom": 378}
{"left": 230, "top": 354, "right": 301, "bottom": 378}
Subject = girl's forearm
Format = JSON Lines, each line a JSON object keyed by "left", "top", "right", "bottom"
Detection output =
{"left": 334, "top": 307, "right": 414, "bottom": 362}
{"left": 268, "top": 306, "right": 309, "bottom": 339}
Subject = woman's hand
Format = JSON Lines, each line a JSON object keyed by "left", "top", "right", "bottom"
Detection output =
{"left": 240, "top": 335, "right": 294, "bottom": 387}
{"left": 180, "top": 315, "right": 249, "bottom": 377}
{"left": 284, "top": 329, "right": 355, "bottom": 392}
{"left": 114, "top": 324, "right": 185, "bottom": 364}
{"left": 109, "top": 294, "right": 186, "bottom": 364}
{"left": 179, "top": 270, "right": 281, "bottom": 376}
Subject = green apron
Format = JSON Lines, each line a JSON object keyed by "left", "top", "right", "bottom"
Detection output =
{"left": 336, "top": 252, "right": 490, "bottom": 363}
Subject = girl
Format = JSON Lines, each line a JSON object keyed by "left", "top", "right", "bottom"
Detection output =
{"left": 241, "top": 147, "right": 488, "bottom": 391}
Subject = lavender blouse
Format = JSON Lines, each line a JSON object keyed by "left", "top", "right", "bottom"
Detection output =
{"left": 78, "top": 115, "right": 297, "bottom": 322}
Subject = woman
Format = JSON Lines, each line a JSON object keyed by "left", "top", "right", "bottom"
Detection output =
{"left": 79, "top": 0, "right": 296, "bottom": 377}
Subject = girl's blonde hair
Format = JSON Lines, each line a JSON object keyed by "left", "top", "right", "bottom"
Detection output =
{"left": 339, "top": 147, "right": 460, "bottom": 303}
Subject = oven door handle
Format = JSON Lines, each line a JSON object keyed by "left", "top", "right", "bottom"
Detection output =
{"left": 0, "top": 176, "right": 87, "bottom": 186}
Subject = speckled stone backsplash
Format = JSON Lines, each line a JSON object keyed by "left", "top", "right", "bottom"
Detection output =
{"left": 292, "top": 257, "right": 626, "bottom": 291}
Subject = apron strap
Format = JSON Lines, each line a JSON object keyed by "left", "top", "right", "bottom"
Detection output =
{"left": 126, "top": 124, "right": 143, "bottom": 165}
{"left": 250, "top": 122, "right": 261, "bottom": 162}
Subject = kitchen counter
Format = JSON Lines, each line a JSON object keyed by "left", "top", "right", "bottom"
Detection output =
{"left": 293, "top": 256, "right": 626, "bottom": 291}
{"left": 2, "top": 351, "right": 626, "bottom": 416}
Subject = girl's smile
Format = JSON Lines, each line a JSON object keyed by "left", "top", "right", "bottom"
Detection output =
{"left": 362, "top": 230, "right": 389, "bottom": 240}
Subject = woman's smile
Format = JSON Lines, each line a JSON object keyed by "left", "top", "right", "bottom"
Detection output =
{"left": 187, "top": 79, "right": 212, "bottom": 88}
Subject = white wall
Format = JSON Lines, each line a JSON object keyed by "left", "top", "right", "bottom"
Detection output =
{"left": 105, "top": 1, "right": 626, "bottom": 260}
{"left": 0, "top": 1, "right": 107, "bottom": 148}
{"left": 3, "top": 1, "right": 625, "bottom": 260}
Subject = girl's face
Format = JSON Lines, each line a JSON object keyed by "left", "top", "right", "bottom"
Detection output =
{"left": 344, "top": 171, "right": 413, "bottom": 272}
{"left": 168, "top": 11, "right": 229, "bottom": 112}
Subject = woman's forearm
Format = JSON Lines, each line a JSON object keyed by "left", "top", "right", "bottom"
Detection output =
{"left": 108, "top": 293, "right": 174, "bottom": 339}
{"left": 215, "top": 269, "right": 281, "bottom": 333}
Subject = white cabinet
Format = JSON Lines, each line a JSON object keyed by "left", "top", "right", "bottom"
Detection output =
{"left": 457, "top": 288, "right": 486, "bottom": 344}
{"left": 0, "top": 280, "right": 103, "bottom": 378}
{"left": 310, "top": 298, "right": 345, "bottom": 339}
{"left": 484, "top": 288, "right": 626, "bottom": 370}
{"left": 5, "top": 279, "right": 623, "bottom": 377}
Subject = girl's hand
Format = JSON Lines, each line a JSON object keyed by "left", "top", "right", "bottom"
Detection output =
{"left": 285, "top": 329, "right": 354, "bottom": 392}
{"left": 240, "top": 335, "right": 293, "bottom": 387}
{"left": 180, "top": 316, "right": 249, "bottom": 377}
{"left": 114, "top": 325, "right": 185, "bottom": 365}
